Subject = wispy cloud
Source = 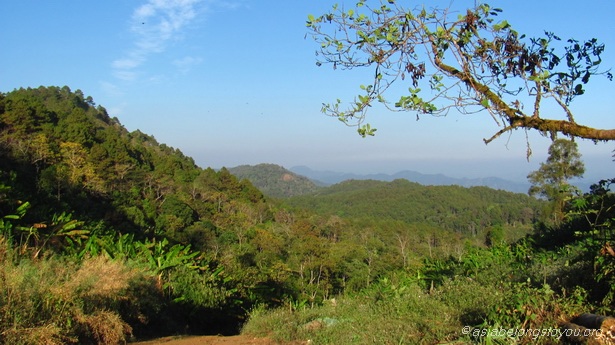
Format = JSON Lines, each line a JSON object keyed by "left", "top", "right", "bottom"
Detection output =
{"left": 173, "top": 56, "right": 203, "bottom": 73}
{"left": 100, "top": 81, "right": 124, "bottom": 97}
{"left": 112, "top": 0, "right": 203, "bottom": 81}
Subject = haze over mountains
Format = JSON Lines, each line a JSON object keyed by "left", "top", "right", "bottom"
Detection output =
{"left": 228, "top": 163, "right": 534, "bottom": 197}
{"left": 290, "top": 165, "right": 532, "bottom": 194}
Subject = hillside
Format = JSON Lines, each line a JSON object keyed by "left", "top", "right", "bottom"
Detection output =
{"left": 285, "top": 178, "right": 543, "bottom": 240}
{"left": 0, "top": 86, "right": 267, "bottom": 241}
{"left": 2, "top": 86, "right": 611, "bottom": 345}
{"left": 0, "top": 86, "right": 276, "bottom": 338}
{"left": 228, "top": 163, "right": 321, "bottom": 198}
{"left": 6, "top": 86, "right": 525, "bottom": 339}
{"left": 228, "top": 163, "right": 530, "bottom": 198}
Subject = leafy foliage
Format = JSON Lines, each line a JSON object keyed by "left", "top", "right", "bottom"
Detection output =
{"left": 528, "top": 139, "right": 585, "bottom": 198}
{"left": 0, "top": 86, "right": 267, "bottom": 241}
{"left": 528, "top": 138, "right": 585, "bottom": 224}
{"left": 286, "top": 178, "right": 542, "bottom": 239}
{"left": 243, "top": 153, "right": 615, "bottom": 344}
{"left": 307, "top": 1, "right": 614, "bottom": 145}
{"left": 2, "top": 85, "right": 615, "bottom": 344}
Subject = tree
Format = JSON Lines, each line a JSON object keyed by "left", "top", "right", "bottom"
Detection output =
{"left": 527, "top": 138, "right": 585, "bottom": 223}
{"left": 59, "top": 141, "right": 106, "bottom": 194}
{"left": 307, "top": 1, "right": 613, "bottom": 145}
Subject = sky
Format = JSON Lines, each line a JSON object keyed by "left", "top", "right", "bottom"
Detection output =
{"left": 1, "top": 0, "right": 614, "bottom": 185}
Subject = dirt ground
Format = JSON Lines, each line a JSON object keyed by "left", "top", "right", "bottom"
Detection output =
{"left": 131, "top": 335, "right": 307, "bottom": 345}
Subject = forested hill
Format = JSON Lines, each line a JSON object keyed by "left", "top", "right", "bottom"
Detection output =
{"left": 285, "top": 178, "right": 544, "bottom": 237}
{"left": 229, "top": 163, "right": 321, "bottom": 198}
{"left": 0, "top": 85, "right": 541, "bottom": 243}
{"left": 0, "top": 85, "right": 547, "bottom": 341}
{"left": 0, "top": 85, "right": 267, "bottom": 242}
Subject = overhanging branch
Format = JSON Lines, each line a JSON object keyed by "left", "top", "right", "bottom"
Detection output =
{"left": 432, "top": 43, "right": 615, "bottom": 142}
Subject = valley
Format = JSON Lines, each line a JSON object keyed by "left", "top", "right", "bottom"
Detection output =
{"left": 0, "top": 87, "right": 613, "bottom": 344}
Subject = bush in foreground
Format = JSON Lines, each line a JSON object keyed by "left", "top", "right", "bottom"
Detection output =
{"left": 0, "top": 240, "right": 160, "bottom": 344}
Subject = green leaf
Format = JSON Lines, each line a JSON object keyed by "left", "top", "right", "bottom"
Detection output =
{"left": 357, "top": 124, "right": 377, "bottom": 137}
{"left": 15, "top": 201, "right": 31, "bottom": 218}
{"left": 493, "top": 20, "right": 510, "bottom": 31}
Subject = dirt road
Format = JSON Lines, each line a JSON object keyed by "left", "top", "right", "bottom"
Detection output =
{"left": 131, "top": 335, "right": 307, "bottom": 345}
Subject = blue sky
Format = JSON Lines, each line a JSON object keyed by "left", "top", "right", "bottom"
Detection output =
{"left": 1, "top": 0, "right": 614, "bottom": 184}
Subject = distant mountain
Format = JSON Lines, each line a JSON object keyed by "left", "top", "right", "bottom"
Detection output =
{"left": 290, "top": 165, "right": 531, "bottom": 194}
{"left": 229, "top": 163, "right": 321, "bottom": 198}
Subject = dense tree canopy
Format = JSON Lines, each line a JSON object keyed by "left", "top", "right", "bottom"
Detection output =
{"left": 0, "top": 86, "right": 267, "bottom": 239}
{"left": 307, "top": 1, "right": 613, "bottom": 145}
{"left": 287, "top": 178, "right": 541, "bottom": 237}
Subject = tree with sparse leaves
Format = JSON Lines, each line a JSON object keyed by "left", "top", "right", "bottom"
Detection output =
{"left": 527, "top": 138, "right": 585, "bottom": 224}
{"left": 306, "top": 1, "right": 613, "bottom": 147}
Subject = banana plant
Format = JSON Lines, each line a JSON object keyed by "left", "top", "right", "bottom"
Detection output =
{"left": 0, "top": 201, "right": 30, "bottom": 240}
{"left": 136, "top": 238, "right": 200, "bottom": 292}
{"left": 78, "top": 233, "right": 138, "bottom": 260}
{"left": 28, "top": 212, "right": 89, "bottom": 259}
{"left": 1, "top": 203, "right": 89, "bottom": 258}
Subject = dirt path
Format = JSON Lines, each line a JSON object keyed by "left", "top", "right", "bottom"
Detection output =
{"left": 131, "top": 335, "right": 307, "bottom": 345}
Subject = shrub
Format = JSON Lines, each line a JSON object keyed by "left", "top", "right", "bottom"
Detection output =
{"left": 243, "top": 274, "right": 463, "bottom": 344}
{"left": 0, "top": 240, "right": 159, "bottom": 344}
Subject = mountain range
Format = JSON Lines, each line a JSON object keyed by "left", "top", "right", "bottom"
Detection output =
{"left": 227, "top": 163, "right": 533, "bottom": 198}
{"left": 290, "top": 165, "right": 531, "bottom": 194}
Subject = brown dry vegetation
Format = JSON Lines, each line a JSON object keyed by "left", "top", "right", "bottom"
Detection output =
{"left": 0, "top": 246, "right": 157, "bottom": 344}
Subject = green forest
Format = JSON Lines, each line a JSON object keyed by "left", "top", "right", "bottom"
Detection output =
{"left": 229, "top": 164, "right": 322, "bottom": 198}
{"left": 4, "top": 0, "right": 615, "bottom": 343}
{"left": 1, "top": 86, "right": 615, "bottom": 344}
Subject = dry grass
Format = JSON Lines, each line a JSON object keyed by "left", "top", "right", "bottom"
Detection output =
{"left": 2, "top": 324, "right": 69, "bottom": 345}
{"left": 76, "top": 310, "right": 133, "bottom": 345}
{"left": 55, "top": 255, "right": 137, "bottom": 301}
{"left": 0, "top": 241, "right": 154, "bottom": 344}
